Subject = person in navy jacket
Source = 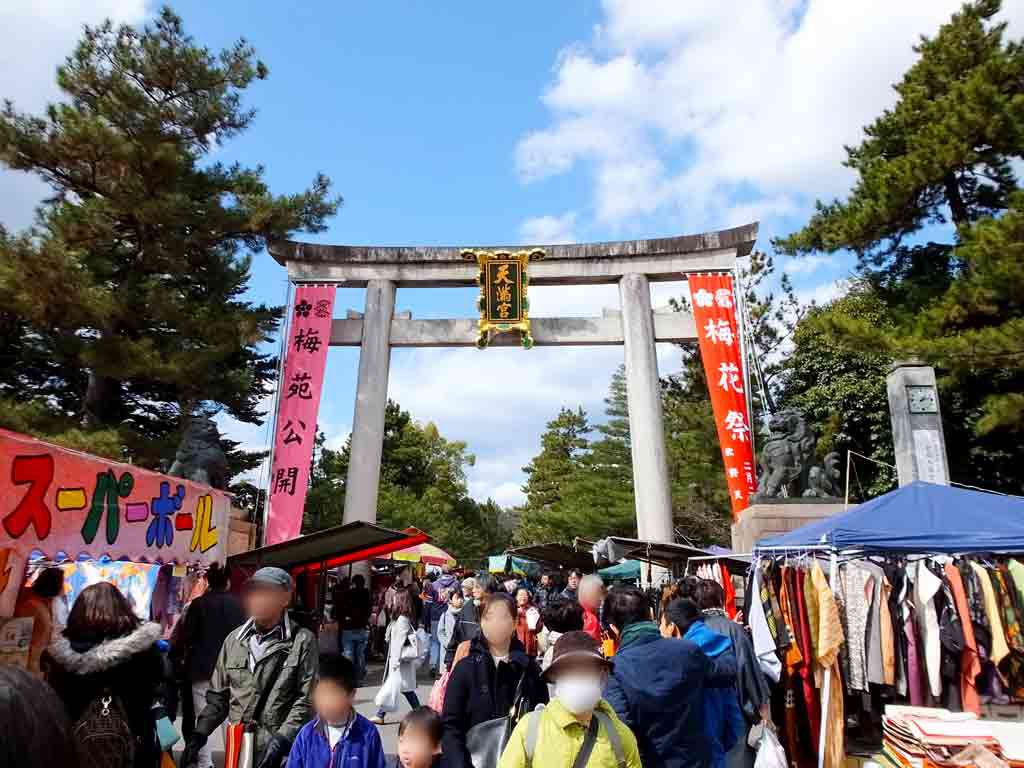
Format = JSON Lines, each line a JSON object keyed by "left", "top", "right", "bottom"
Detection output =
{"left": 286, "top": 654, "right": 385, "bottom": 768}
{"left": 603, "top": 585, "right": 737, "bottom": 768}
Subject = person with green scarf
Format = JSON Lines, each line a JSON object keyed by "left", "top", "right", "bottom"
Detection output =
{"left": 603, "top": 585, "right": 737, "bottom": 768}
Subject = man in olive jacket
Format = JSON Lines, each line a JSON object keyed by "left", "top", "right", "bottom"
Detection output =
{"left": 181, "top": 567, "right": 318, "bottom": 768}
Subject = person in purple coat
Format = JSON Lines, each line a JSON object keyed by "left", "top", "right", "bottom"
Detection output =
{"left": 286, "top": 654, "right": 385, "bottom": 768}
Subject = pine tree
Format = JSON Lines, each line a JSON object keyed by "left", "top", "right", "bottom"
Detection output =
{"left": 520, "top": 407, "right": 590, "bottom": 513}
{"left": 662, "top": 354, "right": 732, "bottom": 545}
{"left": 0, "top": 8, "right": 339, "bottom": 473}
{"left": 775, "top": 0, "right": 1024, "bottom": 488}
{"left": 778, "top": 286, "right": 898, "bottom": 499}
{"left": 776, "top": 0, "right": 1023, "bottom": 269}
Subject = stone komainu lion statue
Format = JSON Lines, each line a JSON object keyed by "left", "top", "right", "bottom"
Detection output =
{"left": 168, "top": 417, "right": 228, "bottom": 489}
{"left": 754, "top": 409, "right": 841, "bottom": 500}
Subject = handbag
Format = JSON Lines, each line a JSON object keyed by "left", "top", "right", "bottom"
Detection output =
{"left": 465, "top": 671, "right": 530, "bottom": 768}
{"left": 399, "top": 625, "right": 420, "bottom": 662}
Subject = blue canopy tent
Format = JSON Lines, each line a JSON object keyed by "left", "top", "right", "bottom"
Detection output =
{"left": 757, "top": 481, "right": 1024, "bottom": 554}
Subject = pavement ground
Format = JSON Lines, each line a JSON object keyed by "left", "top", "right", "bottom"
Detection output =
{"left": 173, "top": 660, "right": 437, "bottom": 766}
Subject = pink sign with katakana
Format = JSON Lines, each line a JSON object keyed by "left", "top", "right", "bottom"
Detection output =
{"left": 266, "top": 285, "right": 336, "bottom": 545}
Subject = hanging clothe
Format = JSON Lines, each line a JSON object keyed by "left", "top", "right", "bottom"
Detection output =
{"left": 750, "top": 564, "right": 782, "bottom": 683}
{"left": 720, "top": 564, "right": 737, "bottom": 619}
{"left": 914, "top": 560, "right": 943, "bottom": 700}
{"left": 944, "top": 562, "right": 981, "bottom": 715}
{"left": 859, "top": 561, "right": 887, "bottom": 687}
{"left": 810, "top": 562, "right": 845, "bottom": 768}
{"left": 838, "top": 563, "right": 872, "bottom": 693}
{"left": 971, "top": 562, "right": 1010, "bottom": 667}
{"left": 793, "top": 568, "right": 820, "bottom": 758}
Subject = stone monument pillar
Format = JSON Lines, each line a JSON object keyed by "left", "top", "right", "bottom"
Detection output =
{"left": 885, "top": 359, "right": 949, "bottom": 486}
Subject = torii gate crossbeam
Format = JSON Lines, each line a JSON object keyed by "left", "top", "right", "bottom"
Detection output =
{"left": 268, "top": 223, "right": 758, "bottom": 544}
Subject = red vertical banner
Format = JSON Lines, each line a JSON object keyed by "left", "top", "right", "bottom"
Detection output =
{"left": 266, "top": 285, "right": 336, "bottom": 545}
{"left": 690, "top": 274, "right": 757, "bottom": 520}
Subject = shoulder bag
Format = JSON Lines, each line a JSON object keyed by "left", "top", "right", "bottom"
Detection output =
{"left": 465, "top": 669, "right": 530, "bottom": 768}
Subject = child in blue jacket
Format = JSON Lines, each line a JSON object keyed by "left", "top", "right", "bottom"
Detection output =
{"left": 287, "top": 653, "right": 386, "bottom": 768}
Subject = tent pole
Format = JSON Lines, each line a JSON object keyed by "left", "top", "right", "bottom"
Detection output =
{"left": 844, "top": 451, "right": 852, "bottom": 511}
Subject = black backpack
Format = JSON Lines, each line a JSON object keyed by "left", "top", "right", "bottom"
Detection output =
{"left": 73, "top": 689, "right": 136, "bottom": 768}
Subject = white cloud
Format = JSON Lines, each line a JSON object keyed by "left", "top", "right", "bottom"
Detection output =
{"left": 783, "top": 254, "right": 834, "bottom": 276}
{"left": 388, "top": 345, "right": 625, "bottom": 502}
{"left": 517, "top": 0, "right": 1024, "bottom": 231}
{"left": 796, "top": 279, "right": 848, "bottom": 307}
{"left": 520, "top": 212, "right": 578, "bottom": 245}
{"left": 0, "top": 0, "right": 149, "bottom": 231}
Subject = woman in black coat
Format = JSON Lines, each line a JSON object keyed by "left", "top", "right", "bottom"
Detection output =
{"left": 441, "top": 592, "right": 548, "bottom": 768}
{"left": 44, "top": 581, "right": 168, "bottom": 768}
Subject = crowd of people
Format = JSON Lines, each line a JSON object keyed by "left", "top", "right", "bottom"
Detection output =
{"left": 5, "top": 562, "right": 770, "bottom": 768}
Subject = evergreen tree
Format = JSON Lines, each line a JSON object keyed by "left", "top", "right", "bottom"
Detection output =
{"left": 515, "top": 369, "right": 637, "bottom": 543}
{"left": 0, "top": 8, "right": 339, "bottom": 474}
{"left": 520, "top": 407, "right": 590, "bottom": 516}
{"left": 777, "top": 286, "right": 898, "bottom": 499}
{"left": 662, "top": 354, "right": 732, "bottom": 545}
{"left": 301, "top": 398, "right": 512, "bottom": 564}
{"left": 776, "top": 0, "right": 1022, "bottom": 268}
{"left": 776, "top": 0, "right": 1024, "bottom": 490}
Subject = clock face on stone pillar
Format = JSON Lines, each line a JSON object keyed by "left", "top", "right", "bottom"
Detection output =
{"left": 906, "top": 385, "right": 939, "bottom": 414}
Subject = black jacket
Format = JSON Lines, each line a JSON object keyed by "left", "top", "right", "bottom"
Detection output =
{"left": 701, "top": 610, "right": 770, "bottom": 723}
{"left": 177, "top": 588, "right": 246, "bottom": 681}
{"left": 444, "top": 600, "right": 481, "bottom": 665}
{"left": 340, "top": 586, "right": 372, "bottom": 631}
{"left": 441, "top": 634, "right": 548, "bottom": 768}
{"left": 45, "top": 622, "right": 167, "bottom": 768}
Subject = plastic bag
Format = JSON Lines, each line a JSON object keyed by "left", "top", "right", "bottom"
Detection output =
{"left": 754, "top": 726, "right": 787, "bottom": 768}
{"left": 374, "top": 668, "right": 403, "bottom": 712}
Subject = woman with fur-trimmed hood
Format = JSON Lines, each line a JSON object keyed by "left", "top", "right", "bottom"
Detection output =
{"left": 44, "top": 581, "right": 168, "bottom": 768}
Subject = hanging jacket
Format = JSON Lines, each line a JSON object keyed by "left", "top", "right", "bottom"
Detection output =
{"left": 45, "top": 621, "right": 166, "bottom": 768}
{"left": 702, "top": 609, "right": 770, "bottom": 724}
{"left": 685, "top": 621, "right": 745, "bottom": 768}
{"left": 285, "top": 714, "right": 385, "bottom": 768}
{"left": 440, "top": 634, "right": 548, "bottom": 768}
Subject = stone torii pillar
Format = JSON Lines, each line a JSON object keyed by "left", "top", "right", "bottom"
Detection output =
{"left": 620, "top": 273, "right": 675, "bottom": 542}
{"left": 342, "top": 279, "right": 395, "bottom": 523}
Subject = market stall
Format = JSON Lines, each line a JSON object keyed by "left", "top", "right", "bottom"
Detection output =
{"left": 505, "top": 542, "right": 596, "bottom": 574}
{"left": 752, "top": 481, "right": 1024, "bottom": 768}
{"left": 228, "top": 521, "right": 430, "bottom": 626}
{"left": 0, "top": 428, "right": 230, "bottom": 618}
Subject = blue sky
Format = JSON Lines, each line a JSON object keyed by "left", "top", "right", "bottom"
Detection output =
{"left": 3, "top": 0, "right": 1021, "bottom": 506}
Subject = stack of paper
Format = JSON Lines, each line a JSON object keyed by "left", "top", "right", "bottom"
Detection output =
{"left": 881, "top": 707, "right": 1002, "bottom": 768}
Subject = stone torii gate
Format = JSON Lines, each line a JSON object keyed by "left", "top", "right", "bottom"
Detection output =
{"left": 268, "top": 223, "right": 757, "bottom": 543}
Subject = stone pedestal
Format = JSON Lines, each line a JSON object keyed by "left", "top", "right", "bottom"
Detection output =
{"left": 731, "top": 499, "right": 851, "bottom": 553}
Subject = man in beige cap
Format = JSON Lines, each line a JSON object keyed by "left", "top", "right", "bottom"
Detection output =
{"left": 182, "top": 566, "right": 318, "bottom": 768}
